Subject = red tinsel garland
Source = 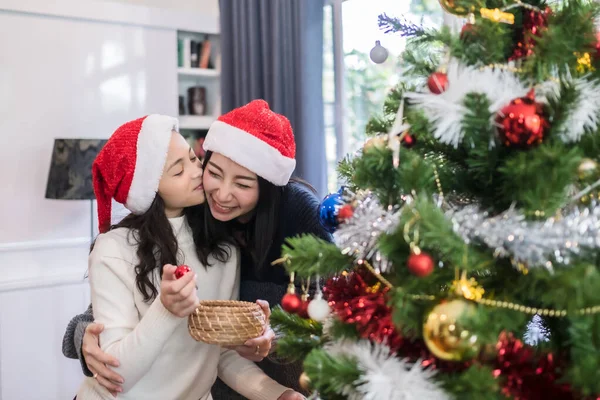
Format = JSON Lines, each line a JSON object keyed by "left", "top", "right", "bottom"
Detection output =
{"left": 324, "top": 270, "right": 403, "bottom": 351}
{"left": 322, "top": 270, "right": 599, "bottom": 399}
{"left": 510, "top": 7, "right": 551, "bottom": 60}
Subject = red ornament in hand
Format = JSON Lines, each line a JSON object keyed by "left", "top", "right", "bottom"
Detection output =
{"left": 281, "top": 284, "right": 302, "bottom": 314}
{"left": 495, "top": 89, "right": 548, "bottom": 149}
{"left": 407, "top": 252, "right": 434, "bottom": 277}
{"left": 174, "top": 265, "right": 191, "bottom": 279}
{"left": 427, "top": 72, "right": 449, "bottom": 94}
{"left": 337, "top": 204, "right": 354, "bottom": 222}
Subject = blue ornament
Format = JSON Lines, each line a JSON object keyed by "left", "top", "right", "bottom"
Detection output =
{"left": 319, "top": 188, "right": 345, "bottom": 233}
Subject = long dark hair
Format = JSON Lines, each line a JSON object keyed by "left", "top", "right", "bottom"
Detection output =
{"left": 93, "top": 195, "right": 221, "bottom": 303}
{"left": 200, "top": 151, "right": 314, "bottom": 274}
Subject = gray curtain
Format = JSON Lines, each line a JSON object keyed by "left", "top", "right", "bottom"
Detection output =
{"left": 220, "top": 0, "right": 327, "bottom": 196}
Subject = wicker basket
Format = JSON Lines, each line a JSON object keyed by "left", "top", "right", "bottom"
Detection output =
{"left": 188, "top": 300, "right": 266, "bottom": 346}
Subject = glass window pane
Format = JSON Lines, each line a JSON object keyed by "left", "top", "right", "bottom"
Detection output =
{"left": 324, "top": 0, "right": 443, "bottom": 191}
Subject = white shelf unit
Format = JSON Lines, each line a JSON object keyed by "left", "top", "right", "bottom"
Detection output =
{"left": 178, "top": 67, "right": 220, "bottom": 78}
{"left": 178, "top": 115, "right": 216, "bottom": 130}
{"left": 177, "top": 30, "right": 221, "bottom": 133}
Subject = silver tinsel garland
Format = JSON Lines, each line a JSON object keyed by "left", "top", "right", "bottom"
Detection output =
{"left": 446, "top": 203, "right": 600, "bottom": 271}
{"left": 334, "top": 194, "right": 401, "bottom": 272}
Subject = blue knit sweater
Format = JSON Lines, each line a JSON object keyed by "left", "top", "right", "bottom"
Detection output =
{"left": 62, "top": 181, "right": 331, "bottom": 398}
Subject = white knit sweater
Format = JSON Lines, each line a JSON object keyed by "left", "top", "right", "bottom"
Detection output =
{"left": 76, "top": 216, "right": 289, "bottom": 400}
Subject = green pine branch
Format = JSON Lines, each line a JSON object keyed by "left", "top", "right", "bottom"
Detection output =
{"left": 446, "top": 17, "right": 514, "bottom": 67}
{"left": 276, "top": 335, "right": 324, "bottom": 363}
{"left": 365, "top": 114, "right": 393, "bottom": 136}
{"left": 546, "top": 78, "right": 581, "bottom": 140}
{"left": 337, "top": 155, "right": 356, "bottom": 188}
{"left": 353, "top": 145, "right": 436, "bottom": 206}
{"left": 281, "top": 235, "right": 355, "bottom": 278}
{"left": 270, "top": 307, "right": 325, "bottom": 362}
{"left": 497, "top": 142, "right": 582, "bottom": 216}
{"left": 460, "top": 93, "right": 502, "bottom": 195}
{"left": 377, "top": 13, "right": 429, "bottom": 38}
{"left": 303, "top": 349, "right": 361, "bottom": 398}
{"left": 270, "top": 306, "right": 323, "bottom": 336}
{"left": 326, "top": 318, "right": 362, "bottom": 341}
{"left": 578, "top": 130, "right": 600, "bottom": 160}
{"left": 438, "top": 365, "right": 502, "bottom": 400}
{"left": 390, "top": 289, "right": 432, "bottom": 337}
{"left": 566, "top": 315, "right": 600, "bottom": 396}
{"left": 400, "top": 41, "right": 441, "bottom": 81}
{"left": 391, "top": 196, "right": 494, "bottom": 273}
{"left": 523, "top": 0, "right": 600, "bottom": 81}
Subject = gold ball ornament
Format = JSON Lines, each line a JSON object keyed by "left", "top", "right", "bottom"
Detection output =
{"left": 438, "top": 0, "right": 471, "bottom": 16}
{"left": 299, "top": 372, "right": 311, "bottom": 391}
{"left": 578, "top": 158, "right": 599, "bottom": 181}
{"left": 423, "top": 299, "right": 480, "bottom": 361}
{"left": 363, "top": 135, "right": 387, "bottom": 151}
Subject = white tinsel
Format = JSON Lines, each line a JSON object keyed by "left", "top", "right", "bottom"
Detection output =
{"left": 405, "top": 59, "right": 529, "bottom": 147}
{"left": 554, "top": 76, "right": 600, "bottom": 143}
{"left": 334, "top": 194, "right": 401, "bottom": 272}
{"left": 325, "top": 340, "right": 449, "bottom": 400}
{"left": 446, "top": 203, "right": 600, "bottom": 270}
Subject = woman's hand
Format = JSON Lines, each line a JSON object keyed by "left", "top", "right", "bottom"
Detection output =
{"left": 277, "top": 389, "right": 306, "bottom": 400}
{"left": 82, "top": 323, "right": 124, "bottom": 396}
{"left": 227, "top": 299, "right": 274, "bottom": 361}
{"left": 160, "top": 264, "right": 199, "bottom": 317}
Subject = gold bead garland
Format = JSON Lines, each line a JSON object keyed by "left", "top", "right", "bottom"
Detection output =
{"left": 361, "top": 260, "right": 600, "bottom": 317}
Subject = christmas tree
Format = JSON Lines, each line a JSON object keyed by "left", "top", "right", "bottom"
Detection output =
{"left": 270, "top": 0, "right": 600, "bottom": 399}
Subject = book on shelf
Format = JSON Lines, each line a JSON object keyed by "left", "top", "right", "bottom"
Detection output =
{"left": 177, "top": 39, "right": 183, "bottom": 67}
{"left": 178, "top": 36, "right": 214, "bottom": 70}
{"left": 182, "top": 38, "right": 192, "bottom": 68}
{"left": 199, "top": 39, "right": 212, "bottom": 69}
{"left": 190, "top": 40, "right": 199, "bottom": 68}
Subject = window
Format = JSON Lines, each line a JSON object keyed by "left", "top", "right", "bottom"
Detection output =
{"left": 323, "top": 0, "right": 443, "bottom": 192}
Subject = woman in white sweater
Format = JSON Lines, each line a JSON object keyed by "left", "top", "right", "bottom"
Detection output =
{"left": 76, "top": 114, "right": 302, "bottom": 400}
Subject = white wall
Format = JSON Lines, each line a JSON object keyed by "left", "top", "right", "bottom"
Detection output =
{"left": 101, "top": 0, "right": 220, "bottom": 15}
{"left": 0, "top": 1, "right": 217, "bottom": 398}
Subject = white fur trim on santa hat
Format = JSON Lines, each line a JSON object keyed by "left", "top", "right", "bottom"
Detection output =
{"left": 203, "top": 120, "right": 296, "bottom": 186}
{"left": 126, "top": 114, "right": 179, "bottom": 214}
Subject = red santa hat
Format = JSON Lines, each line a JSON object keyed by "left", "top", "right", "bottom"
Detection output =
{"left": 93, "top": 114, "right": 179, "bottom": 233}
{"left": 203, "top": 99, "right": 296, "bottom": 186}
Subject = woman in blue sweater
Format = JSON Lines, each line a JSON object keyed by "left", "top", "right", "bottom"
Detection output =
{"left": 62, "top": 100, "right": 331, "bottom": 399}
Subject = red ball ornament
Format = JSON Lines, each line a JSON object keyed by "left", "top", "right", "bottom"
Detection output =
{"left": 495, "top": 89, "right": 548, "bottom": 149}
{"left": 281, "top": 292, "right": 302, "bottom": 314}
{"left": 407, "top": 252, "right": 434, "bottom": 277}
{"left": 337, "top": 204, "right": 354, "bottom": 222}
{"left": 594, "top": 31, "right": 600, "bottom": 60}
{"left": 460, "top": 23, "right": 475, "bottom": 40}
{"left": 427, "top": 72, "right": 449, "bottom": 94}
{"left": 401, "top": 133, "right": 417, "bottom": 148}
{"left": 298, "top": 294, "right": 310, "bottom": 318}
{"left": 174, "top": 265, "right": 191, "bottom": 279}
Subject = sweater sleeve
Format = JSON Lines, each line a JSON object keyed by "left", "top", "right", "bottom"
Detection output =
{"left": 287, "top": 182, "right": 333, "bottom": 243}
{"left": 217, "top": 349, "right": 289, "bottom": 400}
{"left": 62, "top": 304, "right": 95, "bottom": 376}
{"left": 89, "top": 234, "right": 184, "bottom": 393}
{"left": 217, "top": 249, "right": 290, "bottom": 400}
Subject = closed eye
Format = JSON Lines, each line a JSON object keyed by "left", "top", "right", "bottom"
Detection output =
{"left": 236, "top": 183, "right": 251, "bottom": 189}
